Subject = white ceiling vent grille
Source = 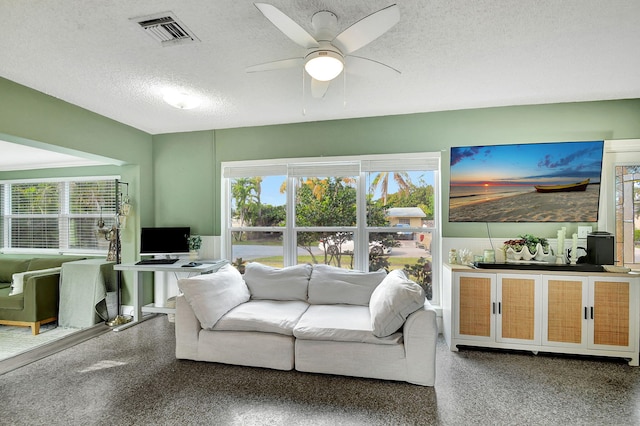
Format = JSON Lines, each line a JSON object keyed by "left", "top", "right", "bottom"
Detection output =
{"left": 132, "top": 12, "right": 199, "bottom": 46}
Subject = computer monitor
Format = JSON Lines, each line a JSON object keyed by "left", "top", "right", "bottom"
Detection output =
{"left": 140, "top": 227, "right": 190, "bottom": 256}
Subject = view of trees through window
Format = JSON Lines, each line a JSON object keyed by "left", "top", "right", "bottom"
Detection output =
{"left": 227, "top": 159, "right": 438, "bottom": 300}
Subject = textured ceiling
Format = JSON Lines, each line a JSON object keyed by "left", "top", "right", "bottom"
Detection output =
{"left": 1, "top": 0, "right": 639, "bottom": 135}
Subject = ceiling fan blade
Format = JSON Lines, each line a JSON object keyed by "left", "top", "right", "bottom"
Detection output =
{"left": 254, "top": 3, "right": 319, "bottom": 49}
{"left": 246, "top": 58, "right": 303, "bottom": 73}
{"left": 332, "top": 4, "right": 400, "bottom": 55}
{"left": 346, "top": 55, "right": 401, "bottom": 77}
{"left": 311, "top": 78, "right": 331, "bottom": 98}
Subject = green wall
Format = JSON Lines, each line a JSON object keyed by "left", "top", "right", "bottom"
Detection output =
{"left": 0, "top": 77, "right": 154, "bottom": 305}
{"left": 153, "top": 99, "right": 640, "bottom": 239}
{"left": 152, "top": 131, "right": 215, "bottom": 235}
{"left": 2, "top": 72, "right": 640, "bottom": 301}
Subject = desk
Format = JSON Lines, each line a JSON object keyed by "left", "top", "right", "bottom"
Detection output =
{"left": 113, "top": 259, "right": 228, "bottom": 330}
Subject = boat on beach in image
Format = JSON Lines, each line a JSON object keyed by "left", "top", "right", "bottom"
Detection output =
{"left": 534, "top": 178, "right": 590, "bottom": 193}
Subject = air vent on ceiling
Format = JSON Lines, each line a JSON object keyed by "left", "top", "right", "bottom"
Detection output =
{"left": 132, "top": 12, "right": 199, "bottom": 46}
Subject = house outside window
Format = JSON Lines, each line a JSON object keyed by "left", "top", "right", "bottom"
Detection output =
{"left": 1, "top": 177, "right": 117, "bottom": 254}
{"left": 222, "top": 153, "right": 440, "bottom": 302}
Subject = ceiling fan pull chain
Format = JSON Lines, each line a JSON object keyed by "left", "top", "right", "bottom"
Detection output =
{"left": 302, "top": 67, "right": 306, "bottom": 116}
{"left": 343, "top": 68, "right": 347, "bottom": 109}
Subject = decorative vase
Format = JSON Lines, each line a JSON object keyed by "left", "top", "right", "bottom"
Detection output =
{"left": 533, "top": 243, "right": 551, "bottom": 261}
{"left": 189, "top": 250, "right": 199, "bottom": 261}
{"left": 505, "top": 245, "right": 537, "bottom": 261}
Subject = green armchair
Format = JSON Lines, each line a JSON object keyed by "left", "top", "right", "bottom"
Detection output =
{"left": 0, "top": 256, "right": 86, "bottom": 335}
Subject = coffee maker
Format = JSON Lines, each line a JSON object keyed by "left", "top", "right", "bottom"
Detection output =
{"left": 586, "top": 231, "right": 615, "bottom": 265}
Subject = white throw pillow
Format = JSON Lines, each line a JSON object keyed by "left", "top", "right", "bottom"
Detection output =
{"left": 9, "top": 273, "right": 25, "bottom": 296}
{"left": 369, "top": 269, "right": 426, "bottom": 337}
{"left": 177, "top": 264, "right": 250, "bottom": 329}
{"left": 308, "top": 264, "right": 387, "bottom": 306}
{"left": 243, "top": 262, "right": 311, "bottom": 301}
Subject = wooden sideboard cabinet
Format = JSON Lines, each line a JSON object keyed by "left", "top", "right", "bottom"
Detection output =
{"left": 443, "top": 264, "right": 639, "bottom": 366}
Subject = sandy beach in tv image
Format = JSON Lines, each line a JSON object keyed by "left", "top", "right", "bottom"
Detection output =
{"left": 448, "top": 141, "right": 604, "bottom": 222}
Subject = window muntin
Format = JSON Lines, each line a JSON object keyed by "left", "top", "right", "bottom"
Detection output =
{"left": 1, "top": 177, "right": 117, "bottom": 253}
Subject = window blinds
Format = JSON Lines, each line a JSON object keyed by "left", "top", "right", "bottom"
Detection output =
{"left": 2, "top": 177, "right": 117, "bottom": 252}
{"left": 223, "top": 153, "right": 440, "bottom": 179}
{"left": 67, "top": 180, "right": 116, "bottom": 250}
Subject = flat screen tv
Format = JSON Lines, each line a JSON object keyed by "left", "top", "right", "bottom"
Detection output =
{"left": 140, "top": 227, "right": 190, "bottom": 255}
{"left": 449, "top": 140, "right": 604, "bottom": 223}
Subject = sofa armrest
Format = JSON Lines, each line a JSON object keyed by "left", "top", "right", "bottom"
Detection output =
{"left": 403, "top": 299, "right": 438, "bottom": 386}
{"left": 175, "top": 294, "right": 202, "bottom": 360}
{"left": 23, "top": 270, "right": 62, "bottom": 322}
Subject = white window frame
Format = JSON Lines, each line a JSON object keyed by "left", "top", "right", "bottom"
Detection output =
{"left": 222, "top": 152, "right": 442, "bottom": 304}
{"left": 1, "top": 175, "right": 119, "bottom": 255}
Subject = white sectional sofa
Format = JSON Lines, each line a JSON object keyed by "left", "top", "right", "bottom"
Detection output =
{"left": 175, "top": 262, "right": 438, "bottom": 386}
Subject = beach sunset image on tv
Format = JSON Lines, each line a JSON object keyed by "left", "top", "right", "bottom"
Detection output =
{"left": 448, "top": 141, "right": 604, "bottom": 222}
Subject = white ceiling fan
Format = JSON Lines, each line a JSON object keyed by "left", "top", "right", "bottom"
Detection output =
{"left": 247, "top": 3, "right": 401, "bottom": 99}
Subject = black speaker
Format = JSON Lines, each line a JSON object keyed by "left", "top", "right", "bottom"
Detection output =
{"left": 586, "top": 232, "right": 614, "bottom": 265}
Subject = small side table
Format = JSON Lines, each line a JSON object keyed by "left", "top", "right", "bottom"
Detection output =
{"left": 59, "top": 259, "right": 116, "bottom": 328}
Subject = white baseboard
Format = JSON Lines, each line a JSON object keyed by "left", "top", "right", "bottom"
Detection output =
{"left": 120, "top": 305, "right": 134, "bottom": 316}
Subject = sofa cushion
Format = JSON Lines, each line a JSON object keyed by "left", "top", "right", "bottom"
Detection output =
{"left": 214, "top": 300, "right": 309, "bottom": 336}
{"left": 307, "top": 264, "right": 387, "bottom": 306}
{"left": 177, "top": 264, "right": 250, "bottom": 329}
{"left": 243, "top": 263, "right": 311, "bottom": 301}
{"left": 27, "top": 256, "right": 86, "bottom": 271}
{"left": 0, "top": 287, "right": 24, "bottom": 310}
{"left": 0, "top": 259, "right": 31, "bottom": 283}
{"left": 293, "top": 305, "right": 402, "bottom": 345}
{"left": 369, "top": 269, "right": 426, "bottom": 337}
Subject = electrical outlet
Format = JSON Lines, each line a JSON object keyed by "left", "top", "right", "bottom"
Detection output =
{"left": 578, "top": 226, "right": 592, "bottom": 238}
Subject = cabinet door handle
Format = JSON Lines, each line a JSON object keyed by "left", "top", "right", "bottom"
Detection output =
{"left": 584, "top": 307, "right": 588, "bottom": 320}
{"left": 498, "top": 302, "right": 502, "bottom": 314}
{"left": 492, "top": 302, "right": 496, "bottom": 314}
{"left": 591, "top": 306, "right": 594, "bottom": 320}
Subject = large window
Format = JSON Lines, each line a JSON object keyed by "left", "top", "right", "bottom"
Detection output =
{"left": 222, "top": 153, "right": 440, "bottom": 302}
{"left": 1, "top": 177, "right": 117, "bottom": 254}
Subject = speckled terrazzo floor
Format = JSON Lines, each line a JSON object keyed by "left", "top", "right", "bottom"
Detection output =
{"left": 1, "top": 316, "right": 639, "bottom": 426}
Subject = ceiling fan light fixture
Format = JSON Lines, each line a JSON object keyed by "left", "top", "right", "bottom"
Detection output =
{"left": 304, "top": 50, "right": 344, "bottom": 82}
{"left": 162, "top": 91, "right": 201, "bottom": 109}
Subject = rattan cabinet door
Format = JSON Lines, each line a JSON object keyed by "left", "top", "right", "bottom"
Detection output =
{"left": 454, "top": 273, "right": 495, "bottom": 342}
{"left": 496, "top": 274, "right": 541, "bottom": 345}
{"left": 542, "top": 276, "right": 588, "bottom": 348}
{"left": 589, "top": 277, "right": 634, "bottom": 351}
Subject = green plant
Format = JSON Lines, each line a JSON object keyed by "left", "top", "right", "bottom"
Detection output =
{"left": 232, "top": 257, "right": 247, "bottom": 274}
{"left": 369, "top": 251, "right": 391, "bottom": 272}
{"left": 503, "top": 234, "right": 548, "bottom": 253}
{"left": 189, "top": 235, "right": 202, "bottom": 251}
{"left": 404, "top": 257, "right": 432, "bottom": 300}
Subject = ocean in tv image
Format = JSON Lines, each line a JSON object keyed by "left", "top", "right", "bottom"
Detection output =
{"left": 448, "top": 141, "right": 604, "bottom": 222}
